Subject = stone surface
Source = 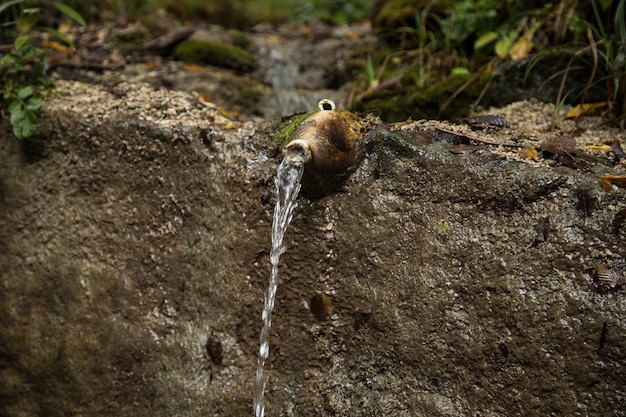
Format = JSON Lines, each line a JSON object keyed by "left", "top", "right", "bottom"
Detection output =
{"left": 1, "top": 79, "right": 626, "bottom": 417}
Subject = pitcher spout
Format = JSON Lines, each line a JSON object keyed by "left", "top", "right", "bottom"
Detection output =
{"left": 283, "top": 99, "right": 363, "bottom": 198}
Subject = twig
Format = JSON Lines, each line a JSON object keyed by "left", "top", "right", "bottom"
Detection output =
{"left": 435, "top": 127, "right": 526, "bottom": 148}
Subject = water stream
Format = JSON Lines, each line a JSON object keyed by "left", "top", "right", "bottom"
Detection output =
{"left": 253, "top": 153, "right": 305, "bottom": 417}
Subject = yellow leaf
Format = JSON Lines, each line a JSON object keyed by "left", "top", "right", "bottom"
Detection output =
{"left": 565, "top": 102, "right": 608, "bottom": 118}
{"left": 184, "top": 63, "right": 208, "bottom": 72}
{"left": 585, "top": 144, "right": 612, "bottom": 151}
{"left": 600, "top": 175, "right": 626, "bottom": 189}
{"left": 41, "top": 39, "right": 69, "bottom": 52}
{"left": 510, "top": 38, "right": 533, "bottom": 60}
{"left": 519, "top": 146, "right": 539, "bottom": 160}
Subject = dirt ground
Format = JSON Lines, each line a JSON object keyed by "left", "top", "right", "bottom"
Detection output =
{"left": 1, "top": 21, "right": 626, "bottom": 417}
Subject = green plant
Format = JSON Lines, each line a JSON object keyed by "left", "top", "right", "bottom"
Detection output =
{"left": 0, "top": 35, "right": 53, "bottom": 139}
{"left": 0, "top": 1, "right": 85, "bottom": 139}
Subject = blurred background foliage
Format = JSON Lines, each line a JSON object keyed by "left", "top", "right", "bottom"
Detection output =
{"left": 0, "top": 0, "right": 374, "bottom": 28}
{"left": 1, "top": 0, "right": 625, "bottom": 130}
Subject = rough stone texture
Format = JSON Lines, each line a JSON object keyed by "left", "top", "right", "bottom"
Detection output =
{"left": 1, "top": 80, "right": 626, "bottom": 417}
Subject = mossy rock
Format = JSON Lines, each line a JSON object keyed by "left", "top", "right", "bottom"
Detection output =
{"left": 270, "top": 111, "right": 316, "bottom": 148}
{"left": 354, "top": 72, "right": 488, "bottom": 122}
{"left": 173, "top": 39, "right": 257, "bottom": 72}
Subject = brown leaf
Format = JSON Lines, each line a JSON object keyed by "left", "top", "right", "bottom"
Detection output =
{"left": 594, "top": 264, "right": 626, "bottom": 293}
{"left": 310, "top": 293, "right": 333, "bottom": 319}
{"left": 463, "top": 115, "right": 510, "bottom": 128}
{"left": 608, "top": 140, "right": 626, "bottom": 158}
{"left": 206, "top": 333, "right": 224, "bottom": 365}
{"left": 540, "top": 135, "right": 576, "bottom": 155}
{"left": 519, "top": 146, "right": 539, "bottom": 161}
{"left": 600, "top": 175, "right": 626, "bottom": 189}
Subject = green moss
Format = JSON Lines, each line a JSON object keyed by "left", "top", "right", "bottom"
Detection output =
{"left": 271, "top": 111, "right": 316, "bottom": 148}
{"left": 412, "top": 73, "right": 472, "bottom": 119}
{"left": 173, "top": 39, "right": 257, "bottom": 72}
{"left": 228, "top": 29, "right": 252, "bottom": 49}
{"left": 354, "top": 72, "right": 488, "bottom": 122}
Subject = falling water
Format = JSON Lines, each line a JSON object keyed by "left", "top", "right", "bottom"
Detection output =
{"left": 253, "top": 153, "right": 305, "bottom": 417}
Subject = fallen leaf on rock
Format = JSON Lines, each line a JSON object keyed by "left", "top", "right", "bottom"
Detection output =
{"left": 541, "top": 135, "right": 576, "bottom": 155}
{"left": 594, "top": 264, "right": 626, "bottom": 293}
{"left": 463, "top": 115, "right": 510, "bottom": 128}
{"left": 223, "top": 122, "right": 240, "bottom": 130}
{"left": 609, "top": 140, "right": 626, "bottom": 158}
{"left": 585, "top": 144, "right": 611, "bottom": 151}
{"left": 198, "top": 93, "right": 215, "bottom": 108}
{"left": 600, "top": 175, "right": 626, "bottom": 190}
{"left": 519, "top": 146, "right": 539, "bottom": 161}
{"left": 586, "top": 140, "right": 626, "bottom": 158}
{"left": 206, "top": 332, "right": 224, "bottom": 365}
{"left": 310, "top": 293, "right": 333, "bottom": 319}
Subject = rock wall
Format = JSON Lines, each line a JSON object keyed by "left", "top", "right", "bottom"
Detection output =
{"left": 1, "top": 83, "right": 625, "bottom": 416}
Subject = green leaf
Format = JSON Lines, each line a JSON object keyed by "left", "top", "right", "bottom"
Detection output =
{"left": 0, "top": 0, "right": 27, "bottom": 16}
{"left": 10, "top": 105, "right": 38, "bottom": 139}
{"left": 38, "top": 75, "right": 55, "bottom": 86}
{"left": 0, "top": 54, "right": 15, "bottom": 66}
{"left": 451, "top": 67, "right": 470, "bottom": 76}
{"left": 365, "top": 54, "right": 375, "bottom": 86}
{"left": 17, "top": 85, "right": 34, "bottom": 99}
{"left": 53, "top": 2, "right": 86, "bottom": 26}
{"left": 45, "top": 27, "right": 74, "bottom": 48}
{"left": 23, "top": 7, "right": 41, "bottom": 15}
{"left": 495, "top": 38, "right": 513, "bottom": 59}
{"left": 14, "top": 35, "right": 33, "bottom": 50}
{"left": 474, "top": 31, "right": 499, "bottom": 50}
{"left": 26, "top": 96, "right": 42, "bottom": 110}
{"left": 8, "top": 100, "right": 23, "bottom": 119}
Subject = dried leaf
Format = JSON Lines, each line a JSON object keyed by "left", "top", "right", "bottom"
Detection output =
{"left": 608, "top": 140, "right": 626, "bottom": 158}
{"left": 540, "top": 135, "right": 576, "bottom": 155}
{"left": 600, "top": 175, "right": 626, "bottom": 189}
{"left": 564, "top": 102, "right": 608, "bottom": 118}
{"left": 223, "top": 122, "right": 239, "bottom": 130}
{"left": 585, "top": 144, "right": 612, "bottom": 151}
{"left": 594, "top": 264, "right": 626, "bottom": 293}
{"left": 206, "top": 333, "right": 223, "bottom": 365}
{"left": 310, "top": 293, "right": 333, "bottom": 319}
{"left": 463, "top": 115, "right": 510, "bottom": 128}
{"left": 198, "top": 93, "right": 214, "bottom": 107}
{"left": 519, "top": 146, "right": 539, "bottom": 161}
{"left": 510, "top": 38, "right": 533, "bottom": 60}
{"left": 41, "top": 39, "right": 69, "bottom": 53}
